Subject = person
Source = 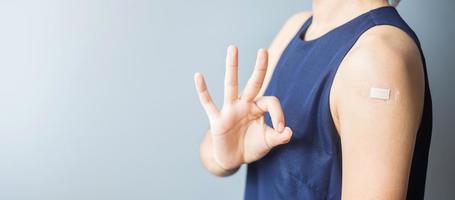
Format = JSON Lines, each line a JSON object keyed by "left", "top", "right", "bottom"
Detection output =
{"left": 193, "top": 0, "right": 432, "bottom": 199}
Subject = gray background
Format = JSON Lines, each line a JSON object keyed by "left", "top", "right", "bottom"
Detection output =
{"left": 0, "top": 0, "right": 453, "bottom": 199}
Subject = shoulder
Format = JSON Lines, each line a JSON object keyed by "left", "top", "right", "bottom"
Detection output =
{"left": 284, "top": 11, "right": 312, "bottom": 28}
{"left": 344, "top": 25, "right": 423, "bottom": 75}
{"left": 330, "top": 25, "right": 426, "bottom": 134}
{"left": 274, "top": 11, "right": 312, "bottom": 41}
{"left": 268, "top": 11, "right": 311, "bottom": 51}
{"left": 267, "top": 11, "right": 311, "bottom": 61}
{"left": 334, "top": 25, "right": 425, "bottom": 100}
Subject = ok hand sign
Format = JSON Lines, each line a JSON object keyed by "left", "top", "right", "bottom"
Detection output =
{"left": 194, "top": 45, "right": 293, "bottom": 171}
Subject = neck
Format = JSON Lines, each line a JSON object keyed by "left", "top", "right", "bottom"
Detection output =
{"left": 308, "top": 0, "right": 389, "bottom": 39}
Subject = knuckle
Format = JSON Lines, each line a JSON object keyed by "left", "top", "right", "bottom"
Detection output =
{"left": 255, "top": 65, "right": 267, "bottom": 73}
{"left": 201, "top": 95, "right": 211, "bottom": 104}
{"left": 202, "top": 99, "right": 210, "bottom": 105}
{"left": 269, "top": 96, "right": 280, "bottom": 103}
{"left": 253, "top": 81, "right": 263, "bottom": 89}
{"left": 229, "top": 82, "right": 238, "bottom": 86}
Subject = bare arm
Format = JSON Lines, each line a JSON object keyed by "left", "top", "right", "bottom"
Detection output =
{"left": 331, "top": 26, "right": 425, "bottom": 199}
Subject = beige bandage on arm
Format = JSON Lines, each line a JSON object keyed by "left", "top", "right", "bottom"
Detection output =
{"left": 369, "top": 87, "right": 390, "bottom": 100}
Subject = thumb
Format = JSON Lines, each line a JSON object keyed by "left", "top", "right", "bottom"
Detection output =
{"left": 264, "top": 126, "right": 293, "bottom": 149}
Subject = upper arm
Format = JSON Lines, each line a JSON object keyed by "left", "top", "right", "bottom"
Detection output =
{"left": 331, "top": 26, "right": 425, "bottom": 199}
{"left": 255, "top": 11, "right": 311, "bottom": 98}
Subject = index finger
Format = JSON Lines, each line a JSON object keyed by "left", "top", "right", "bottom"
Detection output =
{"left": 194, "top": 72, "right": 220, "bottom": 119}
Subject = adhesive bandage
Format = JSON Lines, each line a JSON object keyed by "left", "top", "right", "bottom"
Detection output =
{"left": 369, "top": 87, "right": 390, "bottom": 100}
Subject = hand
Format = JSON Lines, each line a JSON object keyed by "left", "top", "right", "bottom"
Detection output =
{"left": 194, "top": 45, "right": 293, "bottom": 170}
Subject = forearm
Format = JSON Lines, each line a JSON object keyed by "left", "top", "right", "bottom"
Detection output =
{"left": 200, "top": 129, "right": 240, "bottom": 177}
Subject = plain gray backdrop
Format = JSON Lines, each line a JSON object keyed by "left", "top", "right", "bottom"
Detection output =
{"left": 0, "top": 0, "right": 453, "bottom": 199}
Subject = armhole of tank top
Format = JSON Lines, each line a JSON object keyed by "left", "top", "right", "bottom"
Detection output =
{"left": 275, "top": 14, "right": 313, "bottom": 67}
{"left": 296, "top": 15, "right": 313, "bottom": 40}
{"left": 279, "top": 14, "right": 313, "bottom": 59}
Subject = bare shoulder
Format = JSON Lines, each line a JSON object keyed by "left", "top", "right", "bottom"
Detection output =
{"left": 283, "top": 11, "right": 312, "bottom": 30}
{"left": 334, "top": 24, "right": 425, "bottom": 99}
{"left": 346, "top": 25, "right": 423, "bottom": 72}
{"left": 330, "top": 25, "right": 425, "bottom": 134}
{"left": 270, "top": 11, "right": 312, "bottom": 48}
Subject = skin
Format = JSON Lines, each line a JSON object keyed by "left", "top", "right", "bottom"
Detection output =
{"left": 194, "top": 0, "right": 425, "bottom": 199}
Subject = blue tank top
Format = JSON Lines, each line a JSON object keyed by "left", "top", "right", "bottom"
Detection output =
{"left": 244, "top": 6, "right": 432, "bottom": 200}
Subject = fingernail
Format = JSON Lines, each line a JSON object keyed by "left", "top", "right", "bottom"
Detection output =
{"left": 257, "top": 49, "right": 264, "bottom": 59}
{"left": 228, "top": 45, "right": 236, "bottom": 64}
{"left": 227, "top": 45, "right": 235, "bottom": 54}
